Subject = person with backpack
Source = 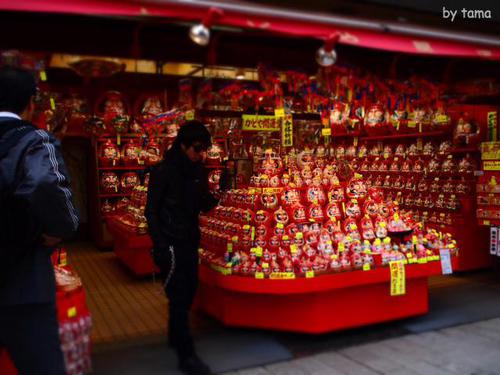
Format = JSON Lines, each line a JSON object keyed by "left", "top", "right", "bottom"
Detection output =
{"left": 0, "top": 67, "right": 79, "bottom": 375}
{"left": 146, "top": 121, "right": 218, "bottom": 375}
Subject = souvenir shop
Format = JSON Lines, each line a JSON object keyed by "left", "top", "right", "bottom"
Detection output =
{"left": 0, "top": 1, "right": 499, "bottom": 373}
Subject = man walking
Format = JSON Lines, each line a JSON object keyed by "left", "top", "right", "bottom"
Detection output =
{"left": 146, "top": 120, "right": 218, "bottom": 375}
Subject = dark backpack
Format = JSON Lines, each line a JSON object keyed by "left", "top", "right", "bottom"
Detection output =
{"left": 0, "top": 121, "right": 42, "bottom": 285}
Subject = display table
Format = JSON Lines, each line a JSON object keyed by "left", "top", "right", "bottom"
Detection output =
{"left": 197, "top": 259, "right": 456, "bottom": 334}
{"left": 106, "top": 217, "right": 157, "bottom": 276}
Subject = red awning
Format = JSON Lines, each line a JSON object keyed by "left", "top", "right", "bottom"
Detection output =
{"left": 1, "top": 0, "right": 500, "bottom": 60}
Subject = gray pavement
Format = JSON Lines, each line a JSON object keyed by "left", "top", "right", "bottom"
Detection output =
{"left": 223, "top": 318, "right": 500, "bottom": 375}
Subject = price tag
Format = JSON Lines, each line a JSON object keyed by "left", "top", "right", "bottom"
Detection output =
{"left": 389, "top": 260, "right": 406, "bottom": 296}
{"left": 296, "top": 232, "right": 304, "bottom": 239}
{"left": 439, "top": 249, "right": 453, "bottom": 275}
{"left": 117, "top": 134, "right": 121, "bottom": 146}
{"left": 354, "top": 137, "right": 359, "bottom": 147}
{"left": 255, "top": 247, "right": 263, "bottom": 257}
{"left": 255, "top": 272, "right": 265, "bottom": 279}
{"left": 305, "top": 270, "right": 315, "bottom": 278}
{"left": 408, "top": 120, "right": 417, "bottom": 128}
{"left": 322, "top": 128, "right": 332, "bottom": 136}
{"left": 362, "top": 263, "right": 371, "bottom": 271}
{"left": 40, "top": 70, "right": 48, "bottom": 81}
{"left": 67, "top": 306, "right": 77, "bottom": 318}
{"left": 270, "top": 272, "right": 296, "bottom": 280}
{"left": 417, "top": 257, "right": 427, "bottom": 264}
{"left": 251, "top": 226, "right": 255, "bottom": 241}
{"left": 50, "top": 97, "right": 56, "bottom": 110}
{"left": 232, "top": 236, "right": 239, "bottom": 243}
{"left": 274, "top": 108, "right": 285, "bottom": 117}
{"left": 227, "top": 243, "right": 233, "bottom": 253}
{"left": 277, "top": 223, "right": 284, "bottom": 229}
{"left": 185, "top": 110, "right": 195, "bottom": 121}
{"left": 290, "top": 244, "right": 298, "bottom": 254}
{"left": 262, "top": 262, "right": 269, "bottom": 269}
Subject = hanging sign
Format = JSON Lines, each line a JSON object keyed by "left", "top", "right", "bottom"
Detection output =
{"left": 389, "top": 260, "right": 406, "bottom": 296}
{"left": 281, "top": 114, "right": 293, "bottom": 147}
{"left": 483, "top": 161, "right": 500, "bottom": 171}
{"left": 242, "top": 115, "right": 281, "bottom": 131}
{"left": 439, "top": 249, "right": 453, "bottom": 275}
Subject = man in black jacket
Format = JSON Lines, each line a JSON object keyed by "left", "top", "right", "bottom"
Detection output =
{"left": 146, "top": 120, "right": 218, "bottom": 375}
{"left": 0, "top": 67, "right": 79, "bottom": 374}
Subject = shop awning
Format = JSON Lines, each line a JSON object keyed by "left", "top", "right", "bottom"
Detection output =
{"left": 1, "top": 0, "right": 500, "bottom": 59}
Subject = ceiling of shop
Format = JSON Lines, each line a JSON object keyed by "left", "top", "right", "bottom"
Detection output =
{"left": 244, "top": 0, "right": 500, "bottom": 34}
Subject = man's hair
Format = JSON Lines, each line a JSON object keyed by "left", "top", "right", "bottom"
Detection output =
{"left": 174, "top": 120, "right": 212, "bottom": 149}
{"left": 0, "top": 67, "right": 37, "bottom": 114}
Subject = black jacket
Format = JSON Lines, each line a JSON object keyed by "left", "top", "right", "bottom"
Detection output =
{"left": 0, "top": 119, "right": 79, "bottom": 306}
{"left": 145, "top": 145, "right": 217, "bottom": 250}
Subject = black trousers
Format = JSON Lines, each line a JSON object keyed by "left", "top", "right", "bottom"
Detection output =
{"left": 0, "top": 302, "right": 65, "bottom": 375}
{"left": 154, "top": 240, "right": 199, "bottom": 358}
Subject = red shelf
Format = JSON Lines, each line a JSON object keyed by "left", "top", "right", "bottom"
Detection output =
{"left": 362, "top": 131, "right": 446, "bottom": 141}
{"left": 197, "top": 260, "right": 454, "bottom": 334}
{"left": 99, "top": 193, "right": 132, "bottom": 198}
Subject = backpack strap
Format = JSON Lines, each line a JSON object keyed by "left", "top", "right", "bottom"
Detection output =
{"left": 0, "top": 121, "right": 36, "bottom": 160}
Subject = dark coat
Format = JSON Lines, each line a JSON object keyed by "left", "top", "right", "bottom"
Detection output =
{"left": 0, "top": 119, "right": 79, "bottom": 306}
{"left": 145, "top": 145, "right": 217, "bottom": 250}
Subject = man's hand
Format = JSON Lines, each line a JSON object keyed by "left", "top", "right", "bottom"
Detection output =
{"left": 42, "top": 234, "right": 62, "bottom": 247}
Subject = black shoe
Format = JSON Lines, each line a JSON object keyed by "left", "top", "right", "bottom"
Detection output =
{"left": 178, "top": 354, "right": 212, "bottom": 375}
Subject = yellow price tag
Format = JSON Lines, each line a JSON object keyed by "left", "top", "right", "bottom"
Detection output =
{"left": 362, "top": 263, "right": 371, "bottom": 271}
{"left": 232, "top": 236, "right": 239, "bottom": 243}
{"left": 290, "top": 244, "right": 298, "bottom": 254}
{"left": 227, "top": 243, "right": 233, "bottom": 253}
{"left": 277, "top": 223, "right": 284, "bottom": 229}
{"left": 274, "top": 108, "right": 285, "bottom": 117}
{"left": 185, "top": 110, "right": 195, "bottom": 121}
{"left": 262, "top": 262, "right": 269, "bottom": 269}
{"left": 50, "top": 97, "right": 56, "bottom": 110}
{"left": 305, "top": 270, "right": 315, "bottom": 278}
{"left": 389, "top": 260, "right": 406, "bottom": 296}
{"left": 255, "top": 247, "right": 263, "bottom": 257}
{"left": 296, "top": 232, "right": 304, "bottom": 239}
{"left": 67, "top": 306, "right": 77, "bottom": 318}
{"left": 251, "top": 227, "right": 255, "bottom": 241}
{"left": 40, "top": 70, "right": 47, "bottom": 82}
{"left": 322, "top": 128, "right": 332, "bottom": 136}
{"left": 255, "top": 272, "right": 265, "bottom": 279}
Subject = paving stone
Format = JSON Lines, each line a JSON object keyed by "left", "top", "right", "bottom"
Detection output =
{"left": 339, "top": 342, "right": 404, "bottom": 373}
{"left": 265, "top": 359, "right": 310, "bottom": 375}
{"left": 237, "top": 368, "right": 274, "bottom": 375}
{"left": 292, "top": 356, "right": 343, "bottom": 375}
{"left": 313, "top": 352, "right": 378, "bottom": 375}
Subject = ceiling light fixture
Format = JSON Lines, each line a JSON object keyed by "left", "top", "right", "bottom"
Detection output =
{"left": 189, "top": 7, "right": 224, "bottom": 46}
{"left": 316, "top": 34, "right": 340, "bottom": 67}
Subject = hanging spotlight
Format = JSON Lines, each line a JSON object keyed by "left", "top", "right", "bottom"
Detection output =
{"left": 316, "top": 34, "right": 340, "bottom": 67}
{"left": 189, "top": 7, "right": 224, "bottom": 47}
{"left": 235, "top": 68, "right": 245, "bottom": 80}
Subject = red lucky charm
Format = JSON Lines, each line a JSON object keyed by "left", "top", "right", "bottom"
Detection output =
{"left": 122, "top": 139, "right": 142, "bottom": 166}
{"left": 100, "top": 172, "right": 119, "bottom": 194}
{"left": 308, "top": 203, "right": 324, "bottom": 222}
{"left": 330, "top": 102, "right": 348, "bottom": 135}
{"left": 344, "top": 199, "right": 362, "bottom": 219}
{"left": 136, "top": 95, "right": 164, "bottom": 124}
{"left": 268, "top": 236, "right": 281, "bottom": 251}
{"left": 255, "top": 224, "right": 268, "bottom": 238}
{"left": 375, "top": 217, "right": 388, "bottom": 238}
{"left": 364, "top": 103, "right": 389, "bottom": 136}
{"left": 395, "top": 144, "right": 406, "bottom": 157}
{"left": 453, "top": 114, "right": 480, "bottom": 147}
{"left": 328, "top": 186, "right": 345, "bottom": 202}
{"left": 361, "top": 216, "right": 376, "bottom": 241}
{"left": 289, "top": 203, "right": 307, "bottom": 224}
{"left": 364, "top": 198, "right": 379, "bottom": 217}
{"left": 323, "top": 219, "right": 339, "bottom": 235}
{"left": 304, "top": 185, "right": 326, "bottom": 205}
{"left": 412, "top": 158, "right": 425, "bottom": 174}
{"left": 274, "top": 206, "right": 289, "bottom": 226}
{"left": 143, "top": 140, "right": 162, "bottom": 165}
{"left": 325, "top": 202, "right": 342, "bottom": 220}
{"left": 427, "top": 158, "right": 441, "bottom": 174}
{"left": 99, "top": 139, "right": 120, "bottom": 166}
{"left": 208, "top": 170, "right": 222, "bottom": 191}
{"left": 98, "top": 91, "right": 130, "bottom": 134}
{"left": 254, "top": 210, "right": 272, "bottom": 226}
{"left": 261, "top": 191, "right": 278, "bottom": 210}
{"left": 280, "top": 186, "right": 301, "bottom": 206}
{"left": 458, "top": 155, "right": 476, "bottom": 175}
{"left": 120, "top": 172, "right": 139, "bottom": 194}
{"left": 206, "top": 143, "right": 224, "bottom": 166}
{"left": 346, "top": 177, "right": 367, "bottom": 199}
{"left": 286, "top": 223, "right": 299, "bottom": 237}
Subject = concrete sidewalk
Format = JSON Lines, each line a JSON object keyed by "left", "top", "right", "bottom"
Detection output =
{"left": 224, "top": 318, "right": 500, "bottom": 375}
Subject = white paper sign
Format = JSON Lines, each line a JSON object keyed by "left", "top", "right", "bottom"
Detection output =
{"left": 439, "top": 249, "right": 453, "bottom": 275}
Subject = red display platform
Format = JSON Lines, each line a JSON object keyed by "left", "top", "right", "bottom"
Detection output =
{"left": 106, "top": 217, "right": 157, "bottom": 276}
{"left": 197, "top": 260, "right": 452, "bottom": 334}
